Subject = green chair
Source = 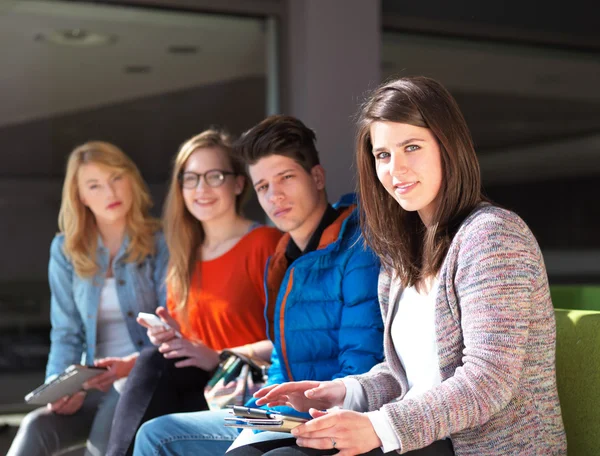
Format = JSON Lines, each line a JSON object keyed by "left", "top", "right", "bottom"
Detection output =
{"left": 551, "top": 286, "right": 600, "bottom": 311}
{"left": 554, "top": 309, "right": 600, "bottom": 455}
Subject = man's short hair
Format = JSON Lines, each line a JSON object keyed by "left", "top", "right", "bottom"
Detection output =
{"left": 235, "top": 115, "right": 320, "bottom": 172}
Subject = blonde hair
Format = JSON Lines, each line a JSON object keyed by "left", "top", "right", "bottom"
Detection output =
{"left": 58, "top": 141, "right": 160, "bottom": 278}
{"left": 163, "top": 129, "right": 249, "bottom": 324}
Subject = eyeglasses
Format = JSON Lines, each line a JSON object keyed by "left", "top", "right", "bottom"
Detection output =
{"left": 179, "top": 170, "right": 236, "bottom": 189}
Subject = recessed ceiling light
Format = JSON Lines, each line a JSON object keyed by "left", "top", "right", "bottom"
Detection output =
{"left": 35, "top": 29, "right": 117, "bottom": 47}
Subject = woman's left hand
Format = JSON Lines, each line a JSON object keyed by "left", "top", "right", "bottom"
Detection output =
{"left": 159, "top": 337, "right": 220, "bottom": 371}
{"left": 292, "top": 409, "right": 382, "bottom": 456}
{"left": 84, "top": 354, "right": 138, "bottom": 392}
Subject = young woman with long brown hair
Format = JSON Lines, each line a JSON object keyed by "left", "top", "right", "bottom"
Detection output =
{"left": 106, "top": 129, "right": 282, "bottom": 456}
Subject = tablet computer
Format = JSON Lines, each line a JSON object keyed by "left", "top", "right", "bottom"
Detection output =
{"left": 24, "top": 364, "right": 107, "bottom": 405}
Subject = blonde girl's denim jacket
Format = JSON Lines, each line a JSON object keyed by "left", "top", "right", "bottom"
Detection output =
{"left": 45, "top": 231, "right": 169, "bottom": 382}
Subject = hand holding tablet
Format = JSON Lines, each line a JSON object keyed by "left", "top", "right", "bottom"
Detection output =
{"left": 25, "top": 365, "right": 108, "bottom": 406}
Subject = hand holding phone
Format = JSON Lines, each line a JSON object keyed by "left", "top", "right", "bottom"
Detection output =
{"left": 137, "top": 312, "right": 182, "bottom": 339}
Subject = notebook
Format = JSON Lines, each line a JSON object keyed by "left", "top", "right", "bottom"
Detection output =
{"left": 24, "top": 364, "right": 107, "bottom": 405}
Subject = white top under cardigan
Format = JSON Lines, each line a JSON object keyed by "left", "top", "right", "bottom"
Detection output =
{"left": 342, "top": 279, "right": 441, "bottom": 453}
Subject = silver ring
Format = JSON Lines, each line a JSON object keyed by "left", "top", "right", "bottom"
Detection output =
{"left": 331, "top": 437, "right": 337, "bottom": 449}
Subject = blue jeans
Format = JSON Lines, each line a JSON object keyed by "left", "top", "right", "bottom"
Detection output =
{"left": 133, "top": 409, "right": 294, "bottom": 456}
{"left": 133, "top": 409, "right": 239, "bottom": 456}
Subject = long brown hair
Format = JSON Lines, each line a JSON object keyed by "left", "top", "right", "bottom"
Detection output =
{"left": 58, "top": 141, "right": 160, "bottom": 278}
{"left": 163, "top": 129, "right": 249, "bottom": 323}
{"left": 356, "top": 76, "right": 484, "bottom": 287}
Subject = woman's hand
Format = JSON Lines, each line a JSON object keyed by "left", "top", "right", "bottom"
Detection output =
{"left": 159, "top": 337, "right": 220, "bottom": 371}
{"left": 84, "top": 353, "right": 138, "bottom": 392}
{"left": 48, "top": 391, "right": 86, "bottom": 415}
{"left": 254, "top": 380, "right": 346, "bottom": 411}
{"left": 292, "top": 409, "right": 381, "bottom": 456}
{"left": 137, "top": 307, "right": 180, "bottom": 346}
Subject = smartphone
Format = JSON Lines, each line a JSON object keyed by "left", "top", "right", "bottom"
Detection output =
{"left": 231, "top": 405, "right": 308, "bottom": 423}
{"left": 137, "top": 312, "right": 182, "bottom": 338}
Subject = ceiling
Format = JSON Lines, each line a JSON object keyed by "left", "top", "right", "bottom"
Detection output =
{"left": 0, "top": 0, "right": 266, "bottom": 128}
{"left": 0, "top": 0, "right": 599, "bottom": 179}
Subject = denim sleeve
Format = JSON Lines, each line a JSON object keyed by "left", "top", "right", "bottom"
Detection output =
{"left": 45, "top": 236, "right": 85, "bottom": 382}
{"left": 152, "top": 231, "right": 169, "bottom": 308}
{"left": 335, "top": 241, "right": 384, "bottom": 379}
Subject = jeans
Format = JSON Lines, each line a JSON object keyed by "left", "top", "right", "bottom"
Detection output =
{"left": 133, "top": 409, "right": 302, "bottom": 456}
{"left": 133, "top": 409, "right": 239, "bottom": 456}
{"left": 7, "top": 388, "right": 120, "bottom": 456}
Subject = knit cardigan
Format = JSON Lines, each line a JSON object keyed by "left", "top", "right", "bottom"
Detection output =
{"left": 353, "top": 205, "right": 567, "bottom": 455}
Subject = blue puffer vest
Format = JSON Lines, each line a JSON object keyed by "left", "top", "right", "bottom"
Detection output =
{"left": 263, "top": 195, "right": 384, "bottom": 387}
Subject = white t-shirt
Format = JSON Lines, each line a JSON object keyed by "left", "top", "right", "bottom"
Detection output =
{"left": 95, "top": 277, "right": 137, "bottom": 360}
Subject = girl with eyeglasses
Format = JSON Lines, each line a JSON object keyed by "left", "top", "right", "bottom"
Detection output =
{"left": 105, "top": 129, "right": 282, "bottom": 456}
{"left": 8, "top": 142, "right": 168, "bottom": 456}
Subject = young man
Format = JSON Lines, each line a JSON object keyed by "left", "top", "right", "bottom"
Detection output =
{"left": 133, "top": 115, "right": 383, "bottom": 456}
